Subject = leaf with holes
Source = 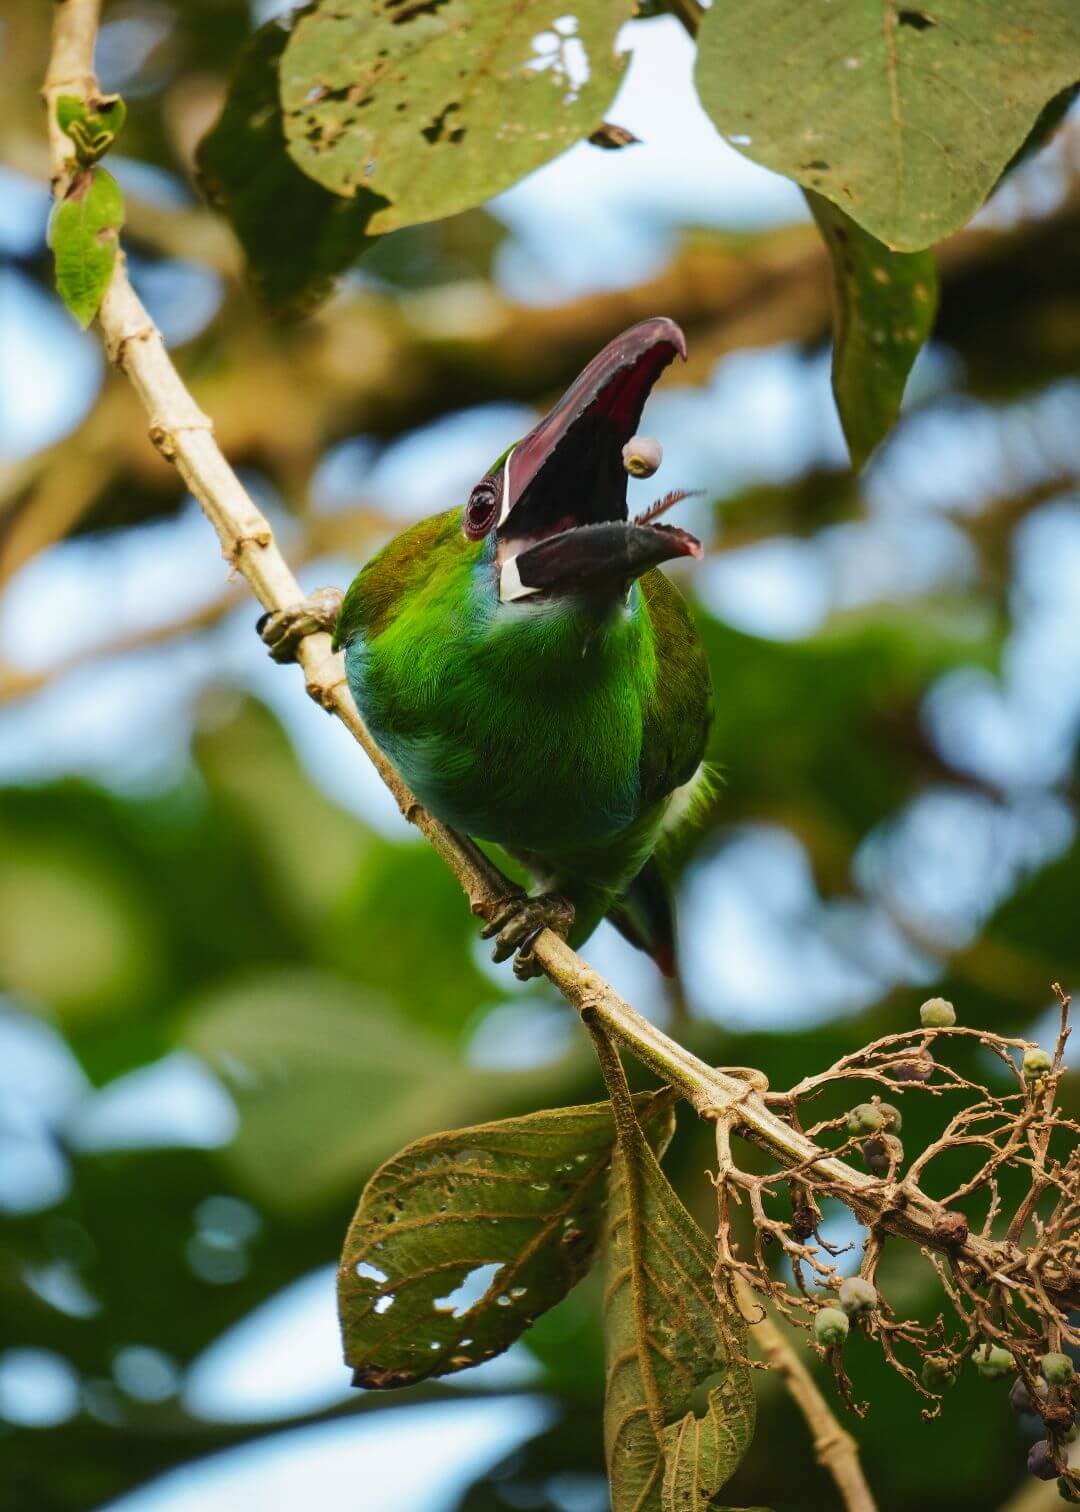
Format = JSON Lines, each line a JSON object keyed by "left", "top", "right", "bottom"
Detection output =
{"left": 604, "top": 1110, "right": 756, "bottom": 1510}
{"left": 48, "top": 167, "right": 124, "bottom": 328}
{"left": 339, "top": 1092, "right": 674, "bottom": 1388}
{"left": 807, "top": 190, "right": 938, "bottom": 469}
{"left": 694, "top": 0, "right": 1080, "bottom": 251}
{"left": 279, "top": 0, "right": 633, "bottom": 234}
{"left": 196, "top": 13, "right": 385, "bottom": 317}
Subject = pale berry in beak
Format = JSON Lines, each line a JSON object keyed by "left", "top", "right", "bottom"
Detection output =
{"left": 622, "top": 435, "right": 662, "bottom": 478}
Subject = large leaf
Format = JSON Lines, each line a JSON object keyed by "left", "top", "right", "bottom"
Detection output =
{"left": 807, "top": 189, "right": 938, "bottom": 469}
{"left": 0, "top": 813, "right": 161, "bottom": 1027}
{"left": 694, "top": 1, "right": 1080, "bottom": 251}
{"left": 48, "top": 166, "right": 123, "bottom": 327}
{"left": 196, "top": 12, "right": 384, "bottom": 316}
{"left": 604, "top": 1106, "right": 756, "bottom": 1510}
{"left": 182, "top": 970, "right": 467, "bottom": 1212}
{"left": 279, "top": 0, "right": 633, "bottom": 233}
{"left": 340, "top": 1093, "right": 674, "bottom": 1388}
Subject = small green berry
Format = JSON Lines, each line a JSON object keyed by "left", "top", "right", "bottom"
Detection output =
{"left": 974, "top": 1344, "right": 1015, "bottom": 1380}
{"left": 815, "top": 1307, "right": 849, "bottom": 1347}
{"left": 920, "top": 997, "right": 956, "bottom": 1028}
{"left": 838, "top": 1276, "right": 878, "bottom": 1318}
{"left": 878, "top": 1102, "right": 902, "bottom": 1134}
{"left": 1062, "top": 1423, "right": 1080, "bottom": 1446}
{"left": 846, "top": 1103, "right": 884, "bottom": 1136}
{"left": 1023, "top": 1048, "right": 1053, "bottom": 1082}
{"left": 922, "top": 1355, "right": 958, "bottom": 1390}
{"left": 1042, "top": 1353, "right": 1075, "bottom": 1386}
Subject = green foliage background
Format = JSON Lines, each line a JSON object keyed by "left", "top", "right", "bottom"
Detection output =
{"left": 2, "top": 1, "right": 1079, "bottom": 1509}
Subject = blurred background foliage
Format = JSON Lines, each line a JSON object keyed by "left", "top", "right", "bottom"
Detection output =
{"left": 1, "top": 3, "right": 1079, "bottom": 1510}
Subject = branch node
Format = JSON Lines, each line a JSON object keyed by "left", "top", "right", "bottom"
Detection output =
{"left": 701, "top": 1067, "right": 770, "bottom": 1122}
{"left": 104, "top": 307, "right": 158, "bottom": 370}
{"left": 932, "top": 1211, "right": 970, "bottom": 1249}
{"left": 305, "top": 677, "right": 340, "bottom": 713}
{"left": 148, "top": 414, "right": 213, "bottom": 462}
{"left": 224, "top": 530, "right": 274, "bottom": 567}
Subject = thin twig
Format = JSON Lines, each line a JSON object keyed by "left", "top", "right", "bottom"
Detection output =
{"left": 732, "top": 1275, "right": 877, "bottom": 1512}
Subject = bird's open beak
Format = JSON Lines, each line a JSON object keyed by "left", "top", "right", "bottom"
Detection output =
{"left": 496, "top": 317, "right": 700, "bottom": 601}
{"left": 500, "top": 520, "right": 702, "bottom": 601}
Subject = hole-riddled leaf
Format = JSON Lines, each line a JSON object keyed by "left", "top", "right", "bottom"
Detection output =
{"left": 48, "top": 167, "right": 124, "bottom": 329}
{"left": 196, "top": 12, "right": 385, "bottom": 317}
{"left": 604, "top": 1104, "right": 756, "bottom": 1510}
{"left": 807, "top": 189, "right": 938, "bottom": 470}
{"left": 339, "top": 1092, "right": 674, "bottom": 1388}
{"left": 279, "top": 0, "right": 634, "bottom": 234}
{"left": 694, "top": 0, "right": 1080, "bottom": 251}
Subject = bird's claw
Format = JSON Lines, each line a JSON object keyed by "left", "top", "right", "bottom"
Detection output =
{"left": 257, "top": 587, "right": 344, "bottom": 664}
{"left": 481, "top": 892, "right": 575, "bottom": 981}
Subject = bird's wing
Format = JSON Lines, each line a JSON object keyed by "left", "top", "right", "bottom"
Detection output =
{"left": 605, "top": 571, "right": 712, "bottom": 976}
{"left": 636, "top": 568, "right": 714, "bottom": 809}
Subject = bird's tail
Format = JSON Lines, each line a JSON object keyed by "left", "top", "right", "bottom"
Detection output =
{"left": 608, "top": 855, "right": 677, "bottom": 978}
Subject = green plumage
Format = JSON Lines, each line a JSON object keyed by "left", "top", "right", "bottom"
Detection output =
{"left": 333, "top": 506, "right": 712, "bottom": 965}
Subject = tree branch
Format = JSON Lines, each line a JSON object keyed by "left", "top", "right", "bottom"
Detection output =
{"left": 42, "top": 0, "right": 1080, "bottom": 1321}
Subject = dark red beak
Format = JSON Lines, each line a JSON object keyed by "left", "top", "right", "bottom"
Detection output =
{"left": 498, "top": 317, "right": 688, "bottom": 540}
{"left": 502, "top": 519, "right": 702, "bottom": 601}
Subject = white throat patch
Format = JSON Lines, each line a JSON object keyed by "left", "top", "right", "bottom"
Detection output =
{"left": 499, "top": 553, "right": 539, "bottom": 603}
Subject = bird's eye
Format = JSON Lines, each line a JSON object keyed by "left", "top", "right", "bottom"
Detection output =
{"left": 463, "top": 480, "right": 499, "bottom": 540}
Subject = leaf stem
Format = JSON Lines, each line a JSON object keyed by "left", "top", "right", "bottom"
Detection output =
{"left": 588, "top": 1022, "right": 668, "bottom": 1447}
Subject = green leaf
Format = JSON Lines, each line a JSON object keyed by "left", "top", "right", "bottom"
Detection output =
{"left": 48, "top": 167, "right": 123, "bottom": 329}
{"left": 694, "top": 1, "right": 1080, "bottom": 251}
{"left": 182, "top": 970, "right": 467, "bottom": 1212}
{"left": 807, "top": 189, "right": 938, "bottom": 469}
{"left": 339, "top": 1093, "right": 675, "bottom": 1389}
{"left": 603, "top": 1105, "right": 756, "bottom": 1510}
{"left": 279, "top": 0, "right": 633, "bottom": 234}
{"left": 0, "top": 823, "right": 160, "bottom": 1026}
{"left": 196, "top": 13, "right": 385, "bottom": 317}
{"left": 56, "top": 93, "right": 127, "bottom": 164}
{"left": 1000, "top": 82, "right": 1080, "bottom": 178}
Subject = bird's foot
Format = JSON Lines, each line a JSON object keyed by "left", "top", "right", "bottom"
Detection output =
{"left": 257, "top": 587, "right": 343, "bottom": 664}
{"left": 481, "top": 892, "right": 575, "bottom": 981}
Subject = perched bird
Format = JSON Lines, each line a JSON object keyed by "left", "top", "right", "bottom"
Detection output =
{"left": 260, "top": 318, "right": 712, "bottom": 977}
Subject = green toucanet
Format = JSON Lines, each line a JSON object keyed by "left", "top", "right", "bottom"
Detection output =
{"left": 261, "top": 318, "right": 712, "bottom": 977}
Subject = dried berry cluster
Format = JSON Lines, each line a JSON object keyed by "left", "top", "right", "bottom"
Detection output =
{"left": 713, "top": 985, "right": 1078, "bottom": 1499}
